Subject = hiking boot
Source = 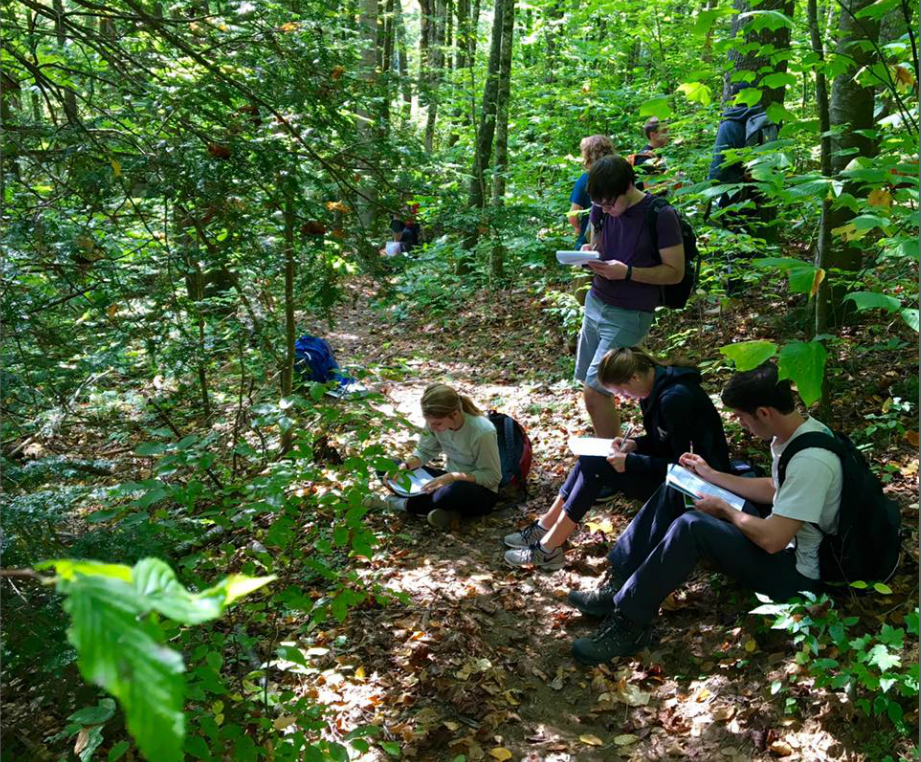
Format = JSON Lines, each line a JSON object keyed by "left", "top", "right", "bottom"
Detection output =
{"left": 504, "top": 543, "right": 565, "bottom": 571}
{"left": 427, "top": 508, "right": 460, "bottom": 530}
{"left": 593, "top": 485, "right": 617, "bottom": 505}
{"left": 571, "top": 607, "right": 652, "bottom": 665}
{"left": 503, "top": 520, "right": 547, "bottom": 549}
{"left": 566, "top": 568, "right": 627, "bottom": 617}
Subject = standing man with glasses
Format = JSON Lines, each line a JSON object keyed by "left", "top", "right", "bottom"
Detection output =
{"left": 576, "top": 155, "right": 685, "bottom": 437}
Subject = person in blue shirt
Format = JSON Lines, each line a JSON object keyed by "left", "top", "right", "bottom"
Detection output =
{"left": 569, "top": 135, "right": 615, "bottom": 249}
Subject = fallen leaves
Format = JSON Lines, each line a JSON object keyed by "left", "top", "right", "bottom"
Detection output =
{"left": 579, "top": 733, "right": 604, "bottom": 746}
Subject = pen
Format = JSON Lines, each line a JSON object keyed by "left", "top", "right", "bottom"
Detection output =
{"left": 615, "top": 424, "right": 636, "bottom": 453}
{"left": 689, "top": 440, "right": 694, "bottom": 455}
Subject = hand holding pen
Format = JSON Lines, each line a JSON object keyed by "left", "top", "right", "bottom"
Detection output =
{"left": 607, "top": 424, "right": 637, "bottom": 473}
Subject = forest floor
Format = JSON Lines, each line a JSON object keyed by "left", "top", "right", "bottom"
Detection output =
{"left": 294, "top": 275, "right": 920, "bottom": 762}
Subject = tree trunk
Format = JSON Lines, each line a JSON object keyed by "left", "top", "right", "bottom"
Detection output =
{"left": 52, "top": 0, "right": 79, "bottom": 125}
{"left": 724, "top": 0, "right": 795, "bottom": 108}
{"left": 424, "top": 0, "right": 447, "bottom": 152}
{"left": 280, "top": 178, "right": 296, "bottom": 453}
{"left": 808, "top": 0, "right": 833, "bottom": 336}
{"left": 824, "top": 0, "right": 881, "bottom": 300}
{"left": 463, "top": 0, "right": 506, "bottom": 257}
{"left": 395, "top": 0, "right": 412, "bottom": 119}
{"left": 490, "top": 0, "right": 515, "bottom": 282}
{"left": 356, "top": 0, "right": 380, "bottom": 269}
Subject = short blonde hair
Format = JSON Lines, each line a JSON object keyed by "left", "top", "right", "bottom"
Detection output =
{"left": 579, "top": 135, "right": 615, "bottom": 170}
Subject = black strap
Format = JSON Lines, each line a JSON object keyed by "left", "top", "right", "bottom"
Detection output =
{"left": 776, "top": 431, "right": 843, "bottom": 488}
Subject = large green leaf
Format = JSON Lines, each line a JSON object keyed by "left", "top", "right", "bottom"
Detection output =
{"left": 677, "top": 82, "right": 712, "bottom": 106}
{"left": 901, "top": 308, "right": 919, "bottom": 332}
{"left": 45, "top": 558, "right": 275, "bottom": 762}
{"left": 843, "top": 291, "right": 901, "bottom": 313}
{"left": 761, "top": 72, "right": 798, "bottom": 89}
{"left": 737, "top": 9, "right": 795, "bottom": 30}
{"left": 638, "top": 95, "right": 673, "bottom": 119}
{"left": 720, "top": 340, "right": 777, "bottom": 370}
{"left": 61, "top": 574, "right": 186, "bottom": 762}
{"left": 778, "top": 340, "right": 827, "bottom": 407}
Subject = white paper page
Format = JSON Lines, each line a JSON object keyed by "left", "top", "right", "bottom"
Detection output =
{"left": 568, "top": 437, "right": 616, "bottom": 457}
{"left": 556, "top": 250, "right": 600, "bottom": 266}
{"left": 386, "top": 467, "right": 435, "bottom": 497}
{"left": 665, "top": 464, "right": 746, "bottom": 511}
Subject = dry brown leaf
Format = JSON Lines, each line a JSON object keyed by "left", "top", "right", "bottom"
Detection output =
{"left": 613, "top": 734, "right": 640, "bottom": 746}
{"left": 580, "top": 734, "right": 604, "bottom": 746}
{"left": 769, "top": 740, "right": 794, "bottom": 756}
{"left": 906, "top": 431, "right": 919, "bottom": 448}
{"left": 712, "top": 704, "right": 736, "bottom": 722}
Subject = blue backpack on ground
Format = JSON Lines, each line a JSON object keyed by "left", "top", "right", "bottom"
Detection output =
{"left": 294, "top": 335, "right": 348, "bottom": 386}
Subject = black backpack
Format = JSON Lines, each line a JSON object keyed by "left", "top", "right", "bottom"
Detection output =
{"left": 777, "top": 431, "right": 901, "bottom": 585}
{"left": 645, "top": 196, "right": 700, "bottom": 309}
{"left": 743, "top": 110, "right": 779, "bottom": 147}
{"left": 487, "top": 411, "right": 533, "bottom": 503}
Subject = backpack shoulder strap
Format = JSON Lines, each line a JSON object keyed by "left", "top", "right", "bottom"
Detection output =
{"left": 777, "top": 431, "right": 843, "bottom": 488}
{"left": 645, "top": 195, "right": 671, "bottom": 253}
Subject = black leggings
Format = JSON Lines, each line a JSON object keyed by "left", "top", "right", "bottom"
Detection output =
{"left": 405, "top": 468, "right": 498, "bottom": 518}
{"left": 559, "top": 456, "right": 662, "bottom": 522}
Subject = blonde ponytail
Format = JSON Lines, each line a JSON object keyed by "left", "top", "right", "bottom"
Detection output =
{"left": 420, "top": 383, "right": 485, "bottom": 418}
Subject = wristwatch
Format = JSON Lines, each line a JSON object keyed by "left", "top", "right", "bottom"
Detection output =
{"left": 625, "top": 264, "right": 633, "bottom": 282}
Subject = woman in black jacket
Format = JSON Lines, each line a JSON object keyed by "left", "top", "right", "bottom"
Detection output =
{"left": 504, "top": 347, "right": 731, "bottom": 570}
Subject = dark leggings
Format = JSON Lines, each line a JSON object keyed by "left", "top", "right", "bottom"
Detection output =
{"left": 558, "top": 456, "right": 662, "bottom": 522}
{"left": 608, "top": 485, "right": 822, "bottom": 627}
{"left": 405, "top": 468, "right": 498, "bottom": 518}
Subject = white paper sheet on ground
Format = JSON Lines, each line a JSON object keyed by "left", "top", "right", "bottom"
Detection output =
{"left": 386, "top": 467, "right": 435, "bottom": 497}
{"left": 325, "top": 380, "right": 372, "bottom": 399}
{"left": 568, "top": 437, "right": 616, "bottom": 457}
{"left": 665, "top": 464, "right": 746, "bottom": 511}
{"left": 556, "top": 250, "right": 600, "bottom": 266}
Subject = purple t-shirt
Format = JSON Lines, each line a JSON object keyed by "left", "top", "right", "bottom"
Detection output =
{"left": 588, "top": 194, "right": 683, "bottom": 313}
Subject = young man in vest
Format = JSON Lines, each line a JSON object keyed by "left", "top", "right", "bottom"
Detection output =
{"left": 576, "top": 155, "right": 685, "bottom": 438}
{"left": 568, "top": 362, "right": 842, "bottom": 665}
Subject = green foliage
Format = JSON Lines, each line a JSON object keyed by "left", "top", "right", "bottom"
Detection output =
{"left": 39, "top": 558, "right": 274, "bottom": 762}
{"left": 751, "top": 593, "right": 919, "bottom": 729}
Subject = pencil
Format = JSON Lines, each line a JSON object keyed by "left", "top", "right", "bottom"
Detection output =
{"left": 689, "top": 441, "right": 694, "bottom": 455}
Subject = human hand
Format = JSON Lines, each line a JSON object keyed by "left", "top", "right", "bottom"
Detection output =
{"left": 607, "top": 451, "right": 628, "bottom": 473}
{"left": 612, "top": 437, "right": 637, "bottom": 454}
{"left": 401, "top": 457, "right": 422, "bottom": 471}
{"left": 679, "top": 452, "right": 716, "bottom": 482}
{"left": 586, "top": 259, "right": 628, "bottom": 280}
{"left": 694, "top": 495, "right": 732, "bottom": 520}
{"left": 421, "top": 473, "right": 455, "bottom": 493}
{"left": 580, "top": 243, "right": 597, "bottom": 252}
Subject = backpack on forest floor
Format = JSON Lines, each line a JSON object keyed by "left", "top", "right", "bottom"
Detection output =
{"left": 645, "top": 196, "right": 700, "bottom": 309}
{"left": 777, "top": 430, "right": 902, "bottom": 586}
{"left": 294, "top": 334, "right": 349, "bottom": 386}
{"left": 487, "top": 411, "right": 533, "bottom": 503}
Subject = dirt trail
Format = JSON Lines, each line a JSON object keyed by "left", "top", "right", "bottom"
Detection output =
{"left": 299, "top": 281, "right": 861, "bottom": 761}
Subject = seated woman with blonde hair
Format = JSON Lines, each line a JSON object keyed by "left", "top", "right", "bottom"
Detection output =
{"left": 382, "top": 383, "right": 502, "bottom": 530}
{"left": 504, "top": 347, "right": 731, "bottom": 569}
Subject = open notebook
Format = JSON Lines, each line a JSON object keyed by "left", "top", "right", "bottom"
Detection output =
{"left": 665, "top": 464, "right": 746, "bottom": 511}
{"left": 385, "top": 468, "right": 435, "bottom": 498}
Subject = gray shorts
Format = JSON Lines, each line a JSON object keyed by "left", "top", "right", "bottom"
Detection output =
{"left": 575, "top": 291, "right": 654, "bottom": 395}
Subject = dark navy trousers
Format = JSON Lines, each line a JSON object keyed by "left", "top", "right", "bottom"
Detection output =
{"left": 405, "top": 468, "right": 498, "bottom": 518}
{"left": 558, "top": 456, "right": 661, "bottom": 522}
{"left": 608, "top": 485, "right": 822, "bottom": 627}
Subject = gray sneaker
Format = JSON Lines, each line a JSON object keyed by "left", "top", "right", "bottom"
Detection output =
{"left": 503, "top": 520, "right": 548, "bottom": 549}
{"left": 362, "top": 494, "right": 408, "bottom": 512}
{"left": 504, "top": 543, "right": 565, "bottom": 571}
{"left": 427, "top": 508, "right": 460, "bottom": 530}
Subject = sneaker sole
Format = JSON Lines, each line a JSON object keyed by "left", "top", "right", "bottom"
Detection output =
{"left": 427, "top": 510, "right": 459, "bottom": 530}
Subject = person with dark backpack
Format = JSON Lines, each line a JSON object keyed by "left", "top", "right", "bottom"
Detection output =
{"left": 566, "top": 361, "right": 900, "bottom": 666}
{"left": 574, "top": 156, "right": 685, "bottom": 441}
{"left": 504, "top": 347, "right": 730, "bottom": 571}
{"left": 706, "top": 83, "right": 779, "bottom": 216}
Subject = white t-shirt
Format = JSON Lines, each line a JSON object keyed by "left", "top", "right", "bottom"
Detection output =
{"left": 770, "top": 417, "right": 843, "bottom": 579}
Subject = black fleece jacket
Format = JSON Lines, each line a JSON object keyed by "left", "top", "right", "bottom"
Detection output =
{"left": 625, "top": 366, "right": 731, "bottom": 480}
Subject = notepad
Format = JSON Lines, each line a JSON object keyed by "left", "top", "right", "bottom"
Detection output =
{"left": 556, "top": 250, "right": 600, "bottom": 266}
{"left": 568, "top": 437, "right": 616, "bottom": 457}
{"left": 385, "top": 468, "right": 435, "bottom": 497}
{"left": 665, "top": 464, "right": 746, "bottom": 511}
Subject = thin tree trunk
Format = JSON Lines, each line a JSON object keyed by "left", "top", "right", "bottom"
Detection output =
{"left": 424, "top": 0, "right": 447, "bottom": 152}
{"left": 356, "top": 0, "right": 380, "bottom": 269}
{"left": 463, "top": 0, "right": 506, "bottom": 257}
{"left": 725, "top": 0, "right": 794, "bottom": 108}
{"left": 281, "top": 178, "right": 296, "bottom": 453}
{"left": 52, "top": 0, "right": 79, "bottom": 125}
{"left": 395, "top": 0, "right": 412, "bottom": 119}
{"left": 490, "top": 0, "right": 515, "bottom": 282}
{"left": 809, "top": 0, "right": 833, "bottom": 337}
